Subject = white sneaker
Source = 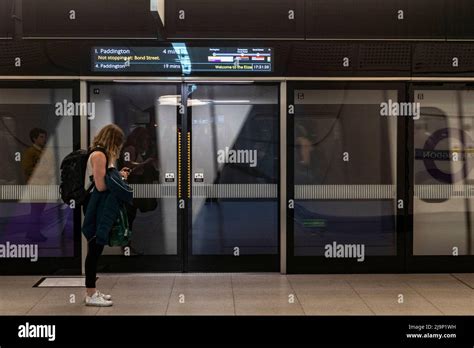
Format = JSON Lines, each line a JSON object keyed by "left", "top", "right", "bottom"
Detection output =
{"left": 85, "top": 292, "right": 113, "bottom": 307}
{"left": 97, "top": 291, "right": 112, "bottom": 301}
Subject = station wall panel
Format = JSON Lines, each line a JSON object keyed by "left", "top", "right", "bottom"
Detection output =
{"left": 165, "top": 0, "right": 305, "bottom": 39}
{"left": 22, "top": 0, "right": 158, "bottom": 39}
{"left": 305, "top": 0, "right": 445, "bottom": 40}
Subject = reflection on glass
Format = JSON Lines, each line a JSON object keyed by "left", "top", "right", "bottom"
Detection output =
{"left": 293, "top": 89, "right": 398, "bottom": 257}
{"left": 121, "top": 127, "right": 159, "bottom": 231}
{"left": 190, "top": 85, "right": 279, "bottom": 255}
{"left": 0, "top": 88, "right": 74, "bottom": 257}
{"left": 89, "top": 84, "right": 178, "bottom": 256}
{"left": 414, "top": 90, "right": 474, "bottom": 255}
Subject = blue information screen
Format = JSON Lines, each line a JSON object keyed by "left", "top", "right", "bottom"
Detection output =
{"left": 92, "top": 46, "right": 273, "bottom": 73}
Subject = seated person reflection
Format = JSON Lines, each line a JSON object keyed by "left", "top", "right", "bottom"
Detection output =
{"left": 21, "top": 128, "right": 53, "bottom": 242}
{"left": 295, "top": 125, "right": 315, "bottom": 184}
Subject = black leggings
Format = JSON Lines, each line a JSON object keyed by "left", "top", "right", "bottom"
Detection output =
{"left": 85, "top": 238, "right": 104, "bottom": 289}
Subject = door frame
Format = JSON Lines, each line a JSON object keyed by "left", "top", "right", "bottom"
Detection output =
{"left": 0, "top": 80, "right": 82, "bottom": 275}
{"left": 286, "top": 81, "right": 407, "bottom": 273}
{"left": 406, "top": 82, "right": 474, "bottom": 273}
{"left": 86, "top": 80, "right": 183, "bottom": 272}
{"left": 86, "top": 79, "right": 282, "bottom": 273}
{"left": 182, "top": 81, "right": 281, "bottom": 272}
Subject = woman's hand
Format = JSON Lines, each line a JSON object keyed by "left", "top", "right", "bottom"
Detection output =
{"left": 119, "top": 167, "right": 131, "bottom": 180}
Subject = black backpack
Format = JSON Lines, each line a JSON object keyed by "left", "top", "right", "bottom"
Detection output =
{"left": 59, "top": 146, "right": 108, "bottom": 205}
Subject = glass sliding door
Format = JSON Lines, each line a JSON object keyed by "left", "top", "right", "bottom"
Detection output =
{"left": 89, "top": 83, "right": 182, "bottom": 272}
{"left": 0, "top": 81, "right": 80, "bottom": 274}
{"left": 287, "top": 82, "right": 405, "bottom": 273}
{"left": 186, "top": 83, "right": 280, "bottom": 271}
{"left": 88, "top": 82, "right": 280, "bottom": 272}
{"left": 409, "top": 84, "right": 474, "bottom": 272}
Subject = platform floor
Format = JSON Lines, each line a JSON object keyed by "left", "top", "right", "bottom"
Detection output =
{"left": 1, "top": 273, "right": 473, "bottom": 315}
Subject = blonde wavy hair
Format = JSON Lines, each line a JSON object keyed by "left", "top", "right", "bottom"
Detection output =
{"left": 91, "top": 124, "right": 125, "bottom": 164}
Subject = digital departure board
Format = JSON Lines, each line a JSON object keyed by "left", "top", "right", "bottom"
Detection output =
{"left": 91, "top": 46, "right": 273, "bottom": 73}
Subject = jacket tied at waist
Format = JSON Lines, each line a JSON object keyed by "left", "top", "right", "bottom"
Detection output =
{"left": 82, "top": 168, "right": 133, "bottom": 245}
